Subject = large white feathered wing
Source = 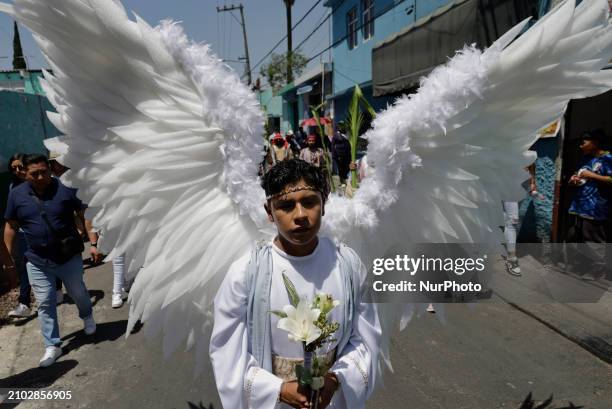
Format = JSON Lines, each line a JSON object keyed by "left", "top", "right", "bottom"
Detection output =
{"left": 325, "top": 0, "right": 612, "bottom": 258}
{"left": 322, "top": 0, "right": 612, "bottom": 368}
{"left": 0, "top": 0, "right": 271, "bottom": 371}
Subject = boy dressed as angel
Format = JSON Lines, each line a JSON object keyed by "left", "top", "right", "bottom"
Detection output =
{"left": 210, "top": 159, "right": 381, "bottom": 409}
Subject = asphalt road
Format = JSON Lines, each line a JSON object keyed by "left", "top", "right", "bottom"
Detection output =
{"left": 1, "top": 260, "right": 611, "bottom": 409}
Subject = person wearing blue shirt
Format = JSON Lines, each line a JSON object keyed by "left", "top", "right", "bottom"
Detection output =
{"left": 3, "top": 153, "right": 32, "bottom": 317}
{"left": 568, "top": 130, "right": 612, "bottom": 280}
{"left": 3, "top": 154, "right": 97, "bottom": 368}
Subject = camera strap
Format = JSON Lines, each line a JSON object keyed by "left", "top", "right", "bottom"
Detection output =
{"left": 29, "top": 192, "right": 62, "bottom": 240}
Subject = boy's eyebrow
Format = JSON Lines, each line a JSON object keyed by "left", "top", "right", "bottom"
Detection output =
{"left": 274, "top": 198, "right": 295, "bottom": 205}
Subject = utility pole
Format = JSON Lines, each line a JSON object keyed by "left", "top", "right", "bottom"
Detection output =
{"left": 216, "top": 4, "right": 252, "bottom": 85}
{"left": 284, "top": 0, "right": 295, "bottom": 84}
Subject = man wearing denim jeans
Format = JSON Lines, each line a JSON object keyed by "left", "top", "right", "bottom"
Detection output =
{"left": 3, "top": 154, "right": 98, "bottom": 368}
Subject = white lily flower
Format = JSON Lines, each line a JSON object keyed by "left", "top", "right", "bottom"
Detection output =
{"left": 314, "top": 293, "right": 340, "bottom": 315}
{"left": 277, "top": 299, "right": 322, "bottom": 345}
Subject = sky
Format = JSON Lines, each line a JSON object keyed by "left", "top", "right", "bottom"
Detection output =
{"left": 0, "top": 0, "right": 332, "bottom": 85}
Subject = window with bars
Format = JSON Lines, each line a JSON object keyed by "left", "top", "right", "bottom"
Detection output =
{"left": 362, "top": 0, "right": 374, "bottom": 40}
{"left": 347, "top": 7, "right": 358, "bottom": 49}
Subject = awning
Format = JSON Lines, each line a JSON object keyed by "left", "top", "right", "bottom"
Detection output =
{"left": 372, "top": 0, "right": 539, "bottom": 96}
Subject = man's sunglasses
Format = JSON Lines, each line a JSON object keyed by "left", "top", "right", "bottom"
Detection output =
{"left": 11, "top": 165, "right": 24, "bottom": 171}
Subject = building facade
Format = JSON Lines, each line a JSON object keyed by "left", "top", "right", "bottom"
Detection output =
{"left": 325, "top": 0, "right": 541, "bottom": 121}
{"left": 279, "top": 63, "right": 333, "bottom": 134}
{"left": 324, "top": 0, "right": 444, "bottom": 121}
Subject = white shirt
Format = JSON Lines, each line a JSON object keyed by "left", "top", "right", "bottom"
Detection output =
{"left": 269, "top": 239, "right": 345, "bottom": 358}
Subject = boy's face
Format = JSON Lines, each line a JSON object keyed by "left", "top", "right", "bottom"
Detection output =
{"left": 266, "top": 180, "right": 324, "bottom": 248}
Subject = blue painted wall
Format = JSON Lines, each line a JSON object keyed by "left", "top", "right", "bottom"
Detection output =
{"left": 325, "top": 0, "right": 449, "bottom": 97}
{"left": 519, "top": 137, "right": 559, "bottom": 242}
{"left": 325, "top": 0, "right": 454, "bottom": 122}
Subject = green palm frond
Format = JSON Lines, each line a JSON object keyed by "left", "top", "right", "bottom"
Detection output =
{"left": 346, "top": 85, "right": 375, "bottom": 189}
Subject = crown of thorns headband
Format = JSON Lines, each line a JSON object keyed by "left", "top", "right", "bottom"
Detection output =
{"left": 266, "top": 185, "right": 319, "bottom": 200}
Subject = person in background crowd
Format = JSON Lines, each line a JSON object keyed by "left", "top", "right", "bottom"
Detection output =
{"left": 85, "top": 215, "right": 125, "bottom": 308}
{"left": 268, "top": 132, "right": 293, "bottom": 165}
{"left": 284, "top": 130, "right": 301, "bottom": 157}
{"left": 4, "top": 153, "right": 33, "bottom": 317}
{"left": 267, "top": 129, "right": 278, "bottom": 146}
{"left": 295, "top": 127, "right": 307, "bottom": 149}
{"left": 332, "top": 124, "right": 352, "bottom": 185}
{"left": 299, "top": 134, "right": 326, "bottom": 168}
{"left": 110, "top": 254, "right": 126, "bottom": 308}
{"left": 4, "top": 154, "right": 99, "bottom": 367}
{"left": 8, "top": 153, "right": 26, "bottom": 190}
{"left": 502, "top": 201, "right": 521, "bottom": 276}
{"left": 567, "top": 130, "right": 612, "bottom": 280}
{"left": 313, "top": 127, "right": 331, "bottom": 153}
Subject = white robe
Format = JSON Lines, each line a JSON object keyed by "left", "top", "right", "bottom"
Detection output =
{"left": 210, "top": 237, "right": 381, "bottom": 409}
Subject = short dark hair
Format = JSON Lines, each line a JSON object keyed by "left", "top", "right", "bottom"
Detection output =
{"left": 23, "top": 153, "right": 49, "bottom": 169}
{"left": 7, "top": 153, "right": 26, "bottom": 173}
{"left": 581, "top": 129, "right": 606, "bottom": 147}
{"left": 261, "top": 159, "right": 329, "bottom": 202}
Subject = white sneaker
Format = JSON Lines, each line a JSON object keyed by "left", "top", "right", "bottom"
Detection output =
{"left": 8, "top": 303, "right": 31, "bottom": 318}
{"left": 39, "top": 346, "right": 62, "bottom": 368}
{"left": 111, "top": 293, "right": 123, "bottom": 308}
{"left": 505, "top": 257, "right": 522, "bottom": 276}
{"left": 83, "top": 315, "right": 96, "bottom": 335}
{"left": 56, "top": 291, "right": 64, "bottom": 305}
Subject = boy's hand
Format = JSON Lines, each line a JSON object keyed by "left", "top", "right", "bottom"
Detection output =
{"left": 317, "top": 372, "right": 340, "bottom": 409}
{"left": 280, "top": 380, "right": 310, "bottom": 408}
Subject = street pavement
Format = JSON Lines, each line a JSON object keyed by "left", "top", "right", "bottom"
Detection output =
{"left": 1, "top": 256, "right": 611, "bottom": 409}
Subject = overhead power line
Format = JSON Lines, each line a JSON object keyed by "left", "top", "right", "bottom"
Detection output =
{"left": 247, "top": 0, "right": 324, "bottom": 76}
{"left": 293, "top": 10, "right": 331, "bottom": 52}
